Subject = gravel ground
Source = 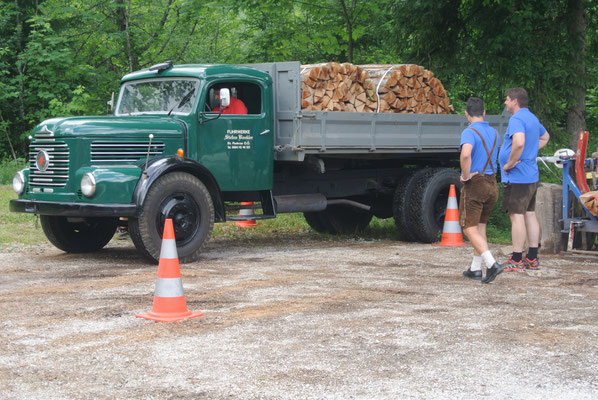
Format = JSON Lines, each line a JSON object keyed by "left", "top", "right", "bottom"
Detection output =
{"left": 1, "top": 235, "right": 597, "bottom": 399}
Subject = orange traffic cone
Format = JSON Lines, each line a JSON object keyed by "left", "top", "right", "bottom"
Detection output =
{"left": 432, "top": 184, "right": 467, "bottom": 247}
{"left": 136, "top": 219, "right": 203, "bottom": 322}
{"left": 235, "top": 201, "right": 258, "bottom": 228}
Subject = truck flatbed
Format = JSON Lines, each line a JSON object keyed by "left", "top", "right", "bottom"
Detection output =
{"left": 250, "top": 62, "right": 510, "bottom": 161}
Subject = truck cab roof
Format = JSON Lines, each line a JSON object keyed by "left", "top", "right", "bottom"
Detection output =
{"left": 121, "top": 64, "right": 272, "bottom": 83}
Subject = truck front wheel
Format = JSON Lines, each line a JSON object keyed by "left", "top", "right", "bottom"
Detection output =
{"left": 40, "top": 216, "right": 118, "bottom": 253}
{"left": 129, "top": 172, "right": 214, "bottom": 264}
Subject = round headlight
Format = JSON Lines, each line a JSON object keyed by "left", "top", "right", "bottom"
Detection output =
{"left": 81, "top": 173, "right": 96, "bottom": 197}
{"left": 13, "top": 171, "right": 25, "bottom": 195}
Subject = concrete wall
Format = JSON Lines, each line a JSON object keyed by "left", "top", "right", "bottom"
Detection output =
{"left": 536, "top": 183, "right": 563, "bottom": 253}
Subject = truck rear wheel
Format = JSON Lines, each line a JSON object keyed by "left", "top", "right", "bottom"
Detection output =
{"left": 129, "top": 172, "right": 214, "bottom": 264}
{"left": 406, "top": 168, "right": 461, "bottom": 243}
{"left": 392, "top": 169, "right": 425, "bottom": 241}
{"left": 303, "top": 211, "right": 333, "bottom": 233}
{"left": 304, "top": 205, "right": 372, "bottom": 234}
{"left": 321, "top": 204, "right": 373, "bottom": 234}
{"left": 40, "top": 216, "right": 118, "bottom": 253}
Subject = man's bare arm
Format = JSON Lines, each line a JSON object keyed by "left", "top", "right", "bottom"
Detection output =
{"left": 503, "top": 132, "right": 525, "bottom": 172}
{"left": 539, "top": 131, "right": 550, "bottom": 150}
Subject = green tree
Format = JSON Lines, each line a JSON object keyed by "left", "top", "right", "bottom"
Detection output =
{"left": 1, "top": 0, "right": 596, "bottom": 161}
{"left": 0, "top": 1, "right": 84, "bottom": 156}
{"left": 235, "top": 0, "right": 395, "bottom": 64}
{"left": 0, "top": 0, "right": 247, "bottom": 158}
{"left": 392, "top": 0, "right": 596, "bottom": 149}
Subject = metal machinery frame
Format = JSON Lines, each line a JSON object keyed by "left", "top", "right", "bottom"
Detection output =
{"left": 559, "top": 131, "right": 598, "bottom": 249}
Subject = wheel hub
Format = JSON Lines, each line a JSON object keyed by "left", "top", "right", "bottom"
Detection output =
{"left": 158, "top": 193, "right": 201, "bottom": 245}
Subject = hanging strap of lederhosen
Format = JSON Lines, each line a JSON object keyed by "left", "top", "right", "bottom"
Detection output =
{"left": 469, "top": 127, "right": 498, "bottom": 175}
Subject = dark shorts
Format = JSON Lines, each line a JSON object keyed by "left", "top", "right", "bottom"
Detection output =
{"left": 459, "top": 174, "right": 499, "bottom": 228}
{"left": 501, "top": 182, "right": 538, "bottom": 214}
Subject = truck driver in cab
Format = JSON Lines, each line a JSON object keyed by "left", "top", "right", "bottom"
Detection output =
{"left": 213, "top": 85, "right": 248, "bottom": 114}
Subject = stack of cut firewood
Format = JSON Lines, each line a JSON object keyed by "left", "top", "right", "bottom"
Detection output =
{"left": 300, "top": 62, "right": 453, "bottom": 114}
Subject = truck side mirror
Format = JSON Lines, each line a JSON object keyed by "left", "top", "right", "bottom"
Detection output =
{"left": 220, "top": 88, "right": 230, "bottom": 108}
{"left": 107, "top": 92, "right": 115, "bottom": 114}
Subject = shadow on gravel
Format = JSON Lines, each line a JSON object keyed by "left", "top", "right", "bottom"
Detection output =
{"left": 43, "top": 246, "right": 151, "bottom": 268}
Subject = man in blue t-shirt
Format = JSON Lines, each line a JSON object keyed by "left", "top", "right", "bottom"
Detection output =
{"left": 499, "top": 88, "right": 550, "bottom": 271}
{"left": 459, "top": 97, "right": 503, "bottom": 284}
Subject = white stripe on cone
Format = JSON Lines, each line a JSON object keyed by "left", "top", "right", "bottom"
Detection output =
{"left": 159, "top": 238, "right": 178, "bottom": 259}
{"left": 442, "top": 220, "right": 462, "bottom": 234}
{"left": 447, "top": 196, "right": 458, "bottom": 210}
{"left": 154, "top": 277, "right": 185, "bottom": 298}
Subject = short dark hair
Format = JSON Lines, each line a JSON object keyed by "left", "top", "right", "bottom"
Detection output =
{"left": 213, "top": 83, "right": 230, "bottom": 91}
{"left": 506, "top": 87, "right": 528, "bottom": 108}
{"left": 466, "top": 97, "right": 484, "bottom": 117}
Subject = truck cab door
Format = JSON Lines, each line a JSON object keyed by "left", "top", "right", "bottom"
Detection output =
{"left": 198, "top": 81, "right": 273, "bottom": 192}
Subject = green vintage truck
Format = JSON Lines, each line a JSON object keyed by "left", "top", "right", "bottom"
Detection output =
{"left": 10, "top": 61, "right": 509, "bottom": 263}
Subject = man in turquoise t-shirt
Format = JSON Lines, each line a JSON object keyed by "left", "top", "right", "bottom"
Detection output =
{"left": 499, "top": 88, "right": 550, "bottom": 271}
{"left": 459, "top": 97, "right": 502, "bottom": 284}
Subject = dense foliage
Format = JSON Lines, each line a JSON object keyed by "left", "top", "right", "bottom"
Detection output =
{"left": 1, "top": 0, "right": 597, "bottom": 159}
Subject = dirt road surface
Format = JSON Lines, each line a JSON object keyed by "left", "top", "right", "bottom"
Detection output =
{"left": 1, "top": 235, "right": 597, "bottom": 399}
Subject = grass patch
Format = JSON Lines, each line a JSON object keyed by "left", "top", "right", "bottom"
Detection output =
{"left": 485, "top": 224, "right": 511, "bottom": 245}
{"left": 213, "top": 213, "right": 403, "bottom": 243}
{"left": 0, "top": 158, "right": 27, "bottom": 185}
{"left": 486, "top": 185, "right": 512, "bottom": 244}
{"left": 212, "top": 210, "right": 511, "bottom": 244}
{"left": 0, "top": 185, "right": 47, "bottom": 245}
{"left": 213, "top": 213, "right": 317, "bottom": 242}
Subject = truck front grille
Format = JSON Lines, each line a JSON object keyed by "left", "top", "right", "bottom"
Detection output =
{"left": 29, "top": 141, "right": 70, "bottom": 188}
{"left": 90, "top": 141, "right": 165, "bottom": 163}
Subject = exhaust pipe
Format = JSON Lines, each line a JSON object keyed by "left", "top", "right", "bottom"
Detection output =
{"left": 273, "top": 194, "right": 370, "bottom": 214}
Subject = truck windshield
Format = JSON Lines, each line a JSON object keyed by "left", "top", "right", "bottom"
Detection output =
{"left": 116, "top": 78, "right": 200, "bottom": 116}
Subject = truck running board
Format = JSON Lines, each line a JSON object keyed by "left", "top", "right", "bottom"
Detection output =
{"left": 227, "top": 214, "right": 276, "bottom": 221}
{"left": 226, "top": 190, "right": 277, "bottom": 221}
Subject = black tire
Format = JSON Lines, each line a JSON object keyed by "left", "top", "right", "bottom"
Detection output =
{"left": 303, "top": 211, "right": 333, "bottom": 233}
{"left": 406, "top": 168, "right": 462, "bottom": 243}
{"left": 321, "top": 204, "right": 373, "bottom": 234}
{"left": 129, "top": 172, "right": 214, "bottom": 264}
{"left": 574, "top": 232, "right": 597, "bottom": 251}
{"left": 561, "top": 196, "right": 598, "bottom": 251}
{"left": 40, "top": 215, "right": 118, "bottom": 253}
{"left": 560, "top": 232, "right": 570, "bottom": 252}
{"left": 560, "top": 231, "right": 597, "bottom": 251}
{"left": 392, "top": 169, "right": 427, "bottom": 241}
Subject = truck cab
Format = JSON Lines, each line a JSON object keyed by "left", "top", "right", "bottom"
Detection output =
{"left": 11, "top": 62, "right": 275, "bottom": 263}
{"left": 117, "top": 62, "right": 274, "bottom": 191}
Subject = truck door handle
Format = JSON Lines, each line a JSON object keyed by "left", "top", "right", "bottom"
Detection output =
{"left": 259, "top": 129, "right": 270, "bottom": 136}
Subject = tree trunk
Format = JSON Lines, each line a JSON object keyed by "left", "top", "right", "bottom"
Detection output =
{"left": 116, "top": 0, "right": 137, "bottom": 72}
{"left": 566, "top": 0, "right": 586, "bottom": 149}
{"left": 338, "top": 0, "right": 353, "bottom": 63}
{"left": 14, "top": 0, "right": 26, "bottom": 135}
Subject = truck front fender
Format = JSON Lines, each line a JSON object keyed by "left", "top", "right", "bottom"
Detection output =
{"left": 133, "top": 157, "right": 225, "bottom": 222}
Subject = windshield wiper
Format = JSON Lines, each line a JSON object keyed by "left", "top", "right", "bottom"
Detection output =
{"left": 168, "top": 88, "right": 195, "bottom": 116}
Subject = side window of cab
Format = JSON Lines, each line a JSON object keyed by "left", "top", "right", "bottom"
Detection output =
{"left": 205, "top": 82, "right": 262, "bottom": 115}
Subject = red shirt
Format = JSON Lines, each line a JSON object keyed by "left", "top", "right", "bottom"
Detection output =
{"left": 213, "top": 96, "right": 248, "bottom": 114}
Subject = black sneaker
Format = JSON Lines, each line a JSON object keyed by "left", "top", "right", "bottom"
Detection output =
{"left": 481, "top": 262, "right": 504, "bottom": 284}
{"left": 462, "top": 268, "right": 482, "bottom": 280}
